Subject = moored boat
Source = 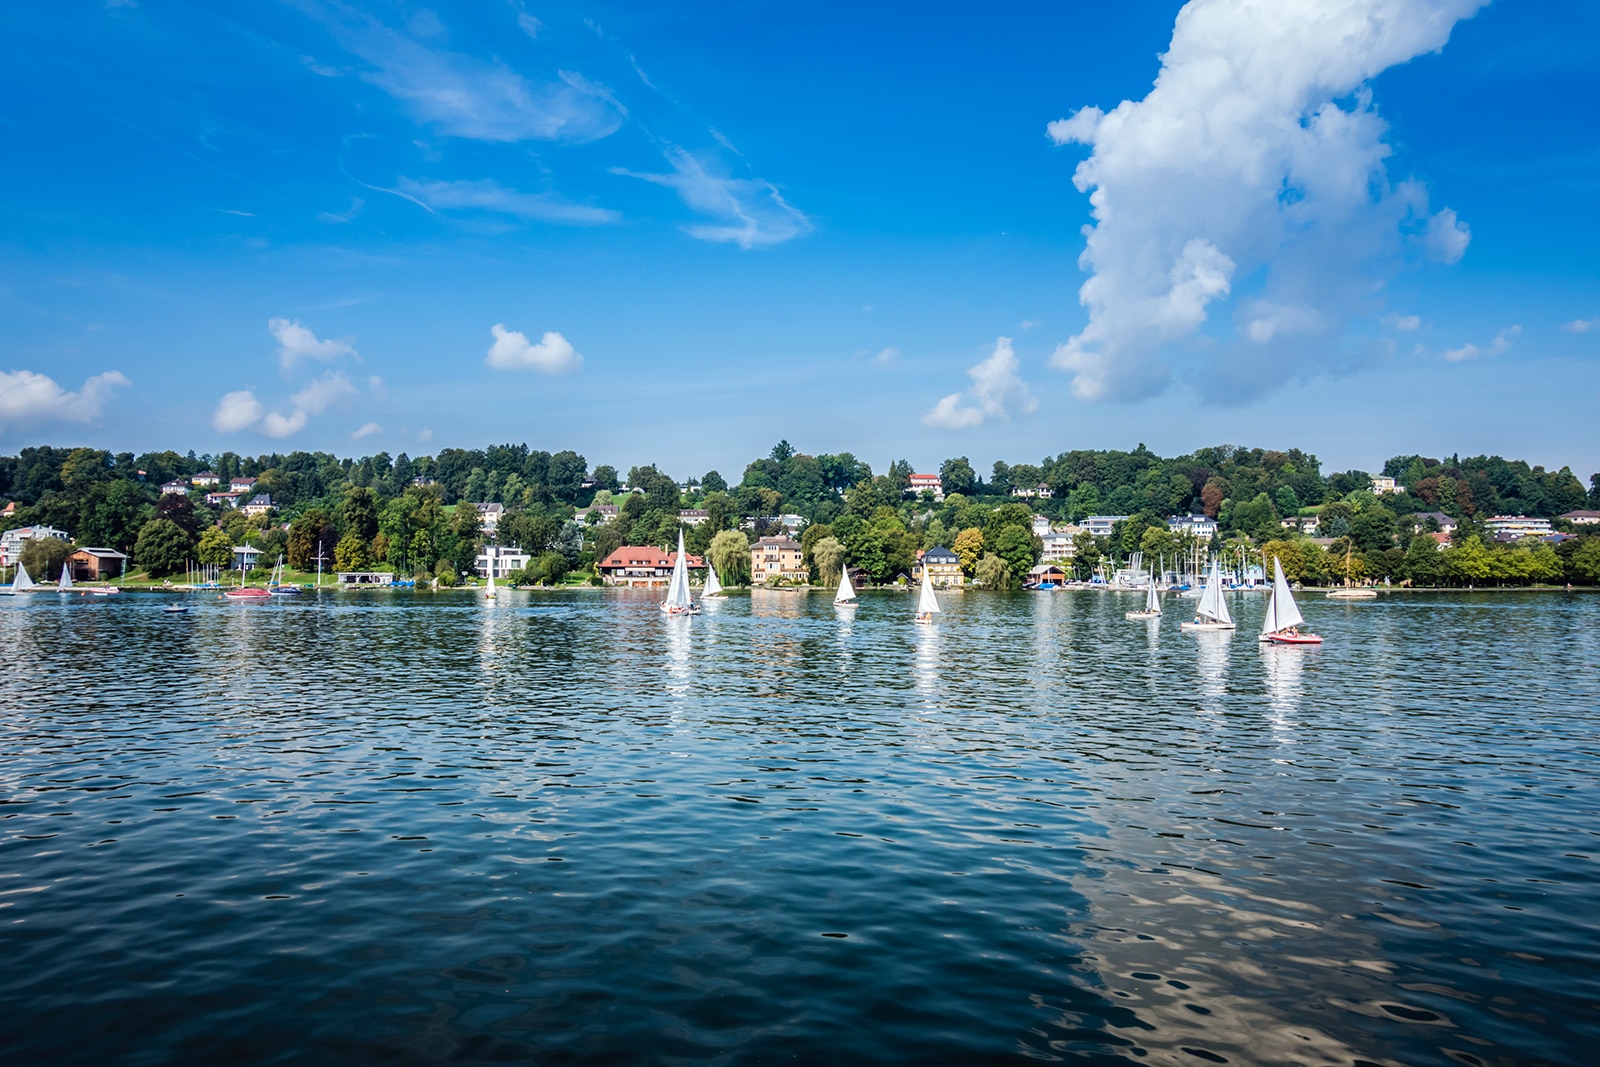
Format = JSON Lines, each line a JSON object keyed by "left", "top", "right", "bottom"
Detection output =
{"left": 1125, "top": 570, "right": 1161, "bottom": 620}
{"left": 1179, "top": 562, "right": 1236, "bottom": 631}
{"left": 223, "top": 587, "right": 271, "bottom": 601}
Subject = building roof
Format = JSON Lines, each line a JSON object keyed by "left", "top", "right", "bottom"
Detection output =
{"left": 71, "top": 547, "right": 129, "bottom": 559}
{"left": 752, "top": 536, "right": 800, "bottom": 549}
{"left": 474, "top": 502, "right": 504, "bottom": 514}
{"left": 1560, "top": 510, "right": 1600, "bottom": 520}
{"left": 245, "top": 494, "right": 272, "bottom": 506}
{"left": 678, "top": 509, "right": 708, "bottom": 518}
{"left": 231, "top": 476, "right": 257, "bottom": 485}
{"left": 923, "top": 545, "right": 959, "bottom": 563}
{"left": 598, "top": 546, "right": 705, "bottom": 569}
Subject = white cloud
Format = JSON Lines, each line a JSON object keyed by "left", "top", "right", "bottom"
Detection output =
{"left": 418, "top": 427, "right": 433, "bottom": 443}
{"left": 0, "top": 369, "right": 128, "bottom": 428}
{"left": 395, "top": 177, "right": 619, "bottom": 226}
{"left": 1020, "top": 319, "right": 1041, "bottom": 330}
{"left": 269, "top": 317, "right": 357, "bottom": 371}
{"left": 1046, "top": 0, "right": 1484, "bottom": 402}
{"left": 212, "top": 390, "right": 263, "bottom": 433}
{"left": 486, "top": 325, "right": 584, "bottom": 374}
{"left": 613, "top": 146, "right": 811, "bottom": 249}
{"left": 922, "top": 337, "right": 1037, "bottom": 429}
{"left": 1563, "top": 317, "right": 1600, "bottom": 334}
{"left": 874, "top": 346, "right": 901, "bottom": 365}
{"left": 1386, "top": 314, "right": 1422, "bottom": 332}
{"left": 351, "top": 422, "right": 383, "bottom": 440}
{"left": 1442, "top": 325, "right": 1519, "bottom": 363}
{"left": 366, "top": 375, "right": 387, "bottom": 397}
{"left": 320, "top": 10, "right": 620, "bottom": 144}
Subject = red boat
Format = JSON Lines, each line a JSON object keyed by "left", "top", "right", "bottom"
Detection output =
{"left": 222, "top": 587, "right": 272, "bottom": 601}
{"left": 1267, "top": 631, "right": 1323, "bottom": 646}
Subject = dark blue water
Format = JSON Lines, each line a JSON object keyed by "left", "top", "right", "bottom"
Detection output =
{"left": 2, "top": 588, "right": 1597, "bottom": 1065}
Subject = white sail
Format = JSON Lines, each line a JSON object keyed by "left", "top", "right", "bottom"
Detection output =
{"left": 1196, "top": 562, "right": 1232, "bottom": 625}
{"left": 1144, "top": 571, "right": 1160, "bottom": 614}
{"left": 12, "top": 562, "right": 35, "bottom": 592}
{"left": 59, "top": 561, "right": 74, "bottom": 589}
{"left": 663, "top": 529, "right": 692, "bottom": 610}
{"left": 835, "top": 563, "right": 856, "bottom": 603}
{"left": 1265, "top": 557, "right": 1302, "bottom": 632}
{"left": 916, "top": 568, "right": 941, "bottom": 615}
{"left": 704, "top": 565, "right": 723, "bottom": 598}
{"left": 485, "top": 569, "right": 496, "bottom": 597}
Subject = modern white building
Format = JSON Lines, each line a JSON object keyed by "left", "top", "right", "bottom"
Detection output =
{"left": 0, "top": 525, "right": 70, "bottom": 567}
{"left": 907, "top": 473, "right": 944, "bottom": 501}
{"left": 1040, "top": 532, "right": 1077, "bottom": 562}
{"left": 1167, "top": 514, "right": 1219, "bottom": 539}
{"left": 1079, "top": 515, "right": 1128, "bottom": 539}
{"left": 476, "top": 544, "right": 531, "bottom": 579}
{"left": 1483, "top": 515, "right": 1553, "bottom": 539}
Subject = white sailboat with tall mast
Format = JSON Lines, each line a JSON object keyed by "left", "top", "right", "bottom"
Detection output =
{"left": 834, "top": 563, "right": 856, "bottom": 607}
{"left": 1125, "top": 569, "right": 1161, "bottom": 619}
{"left": 484, "top": 567, "right": 497, "bottom": 599}
{"left": 1179, "top": 561, "right": 1236, "bottom": 631}
{"left": 660, "top": 528, "right": 699, "bottom": 615}
{"left": 702, "top": 562, "right": 726, "bottom": 600}
{"left": 58, "top": 560, "right": 74, "bottom": 592}
{"left": 1261, "top": 557, "right": 1322, "bottom": 644}
{"left": 6, "top": 561, "right": 37, "bottom": 595}
{"left": 913, "top": 566, "right": 940, "bottom": 624}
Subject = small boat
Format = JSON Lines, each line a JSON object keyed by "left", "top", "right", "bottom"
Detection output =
{"left": 484, "top": 568, "right": 497, "bottom": 599}
{"left": 1125, "top": 570, "right": 1161, "bottom": 619}
{"left": 268, "top": 555, "right": 301, "bottom": 596}
{"left": 1326, "top": 545, "right": 1377, "bottom": 599}
{"left": 1179, "top": 562, "right": 1236, "bottom": 631}
{"left": 834, "top": 563, "right": 857, "bottom": 607}
{"left": 703, "top": 563, "right": 726, "bottom": 600}
{"left": 223, "top": 587, "right": 272, "bottom": 601}
{"left": 4, "top": 562, "right": 37, "bottom": 595}
{"left": 660, "top": 529, "right": 699, "bottom": 615}
{"left": 58, "top": 563, "right": 74, "bottom": 592}
{"left": 1261, "top": 557, "right": 1322, "bottom": 644}
{"left": 913, "top": 567, "right": 940, "bottom": 624}
{"left": 163, "top": 603, "right": 188, "bottom": 614}
{"left": 87, "top": 587, "right": 120, "bottom": 596}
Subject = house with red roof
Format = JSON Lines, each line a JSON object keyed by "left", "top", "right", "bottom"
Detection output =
{"left": 598, "top": 546, "right": 704, "bottom": 587}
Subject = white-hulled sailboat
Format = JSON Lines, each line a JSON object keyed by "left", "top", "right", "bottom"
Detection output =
{"left": 484, "top": 568, "right": 497, "bottom": 599}
{"left": 702, "top": 563, "right": 726, "bottom": 599}
{"left": 1179, "top": 561, "right": 1236, "bottom": 631}
{"left": 1261, "top": 557, "right": 1322, "bottom": 644}
{"left": 58, "top": 561, "right": 74, "bottom": 592}
{"left": 835, "top": 563, "right": 857, "bottom": 607}
{"left": 5, "top": 562, "right": 37, "bottom": 595}
{"left": 660, "top": 529, "right": 699, "bottom": 615}
{"left": 1125, "top": 569, "right": 1161, "bottom": 620}
{"left": 913, "top": 567, "right": 940, "bottom": 624}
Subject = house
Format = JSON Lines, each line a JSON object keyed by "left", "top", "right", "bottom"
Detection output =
{"left": 0, "top": 525, "right": 70, "bottom": 567}
{"left": 575, "top": 504, "right": 619, "bottom": 525}
{"left": 410, "top": 476, "right": 439, "bottom": 489}
{"left": 1011, "top": 483, "right": 1053, "bottom": 499}
{"left": 1041, "top": 532, "right": 1077, "bottom": 562}
{"left": 68, "top": 547, "right": 128, "bottom": 581}
{"left": 232, "top": 545, "right": 262, "bottom": 571}
{"left": 1080, "top": 515, "right": 1129, "bottom": 539}
{"left": 160, "top": 479, "right": 189, "bottom": 496}
{"left": 206, "top": 491, "right": 245, "bottom": 508}
{"left": 750, "top": 536, "right": 806, "bottom": 584}
{"left": 907, "top": 473, "right": 944, "bottom": 501}
{"left": 1026, "top": 563, "right": 1068, "bottom": 587}
{"left": 1425, "top": 531, "right": 1450, "bottom": 550}
{"left": 230, "top": 476, "right": 257, "bottom": 493}
{"left": 191, "top": 471, "right": 219, "bottom": 487}
{"left": 1409, "top": 511, "right": 1457, "bottom": 535}
{"left": 1559, "top": 510, "right": 1600, "bottom": 525}
{"left": 474, "top": 502, "right": 504, "bottom": 535}
{"left": 0, "top": 502, "right": 14, "bottom": 517}
{"left": 913, "top": 545, "right": 963, "bottom": 587}
{"left": 678, "top": 509, "right": 710, "bottom": 526}
{"left": 476, "top": 544, "right": 531, "bottom": 579}
{"left": 774, "top": 514, "right": 806, "bottom": 535}
{"left": 597, "top": 546, "right": 704, "bottom": 587}
{"left": 1279, "top": 515, "right": 1319, "bottom": 534}
{"left": 1370, "top": 475, "right": 1401, "bottom": 495}
{"left": 241, "top": 494, "right": 274, "bottom": 517}
{"left": 1167, "top": 514, "right": 1218, "bottom": 539}
{"left": 337, "top": 571, "right": 394, "bottom": 586}
{"left": 1484, "top": 515, "right": 1553, "bottom": 539}
{"left": 1032, "top": 514, "right": 1052, "bottom": 536}
{"left": 845, "top": 566, "right": 870, "bottom": 590}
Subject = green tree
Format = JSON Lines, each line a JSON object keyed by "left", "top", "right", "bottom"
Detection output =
{"left": 288, "top": 508, "right": 334, "bottom": 571}
{"left": 1071, "top": 531, "right": 1101, "bottom": 580}
{"left": 19, "top": 536, "right": 73, "bottom": 581}
{"left": 1139, "top": 525, "right": 1177, "bottom": 563}
{"left": 953, "top": 527, "right": 984, "bottom": 575}
{"left": 1445, "top": 536, "right": 1492, "bottom": 584}
{"left": 975, "top": 552, "right": 1017, "bottom": 590}
{"left": 992, "top": 525, "right": 1038, "bottom": 578}
{"left": 343, "top": 486, "right": 379, "bottom": 542}
{"left": 196, "top": 527, "right": 234, "bottom": 567}
{"left": 334, "top": 532, "right": 371, "bottom": 572}
{"left": 1572, "top": 539, "right": 1600, "bottom": 584}
{"left": 812, "top": 536, "right": 846, "bottom": 587}
{"left": 135, "top": 518, "right": 194, "bottom": 578}
{"left": 940, "top": 456, "right": 977, "bottom": 497}
{"left": 708, "top": 529, "right": 751, "bottom": 586}
{"left": 1231, "top": 492, "right": 1279, "bottom": 541}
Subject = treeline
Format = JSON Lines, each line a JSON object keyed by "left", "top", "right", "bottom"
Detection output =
{"left": 2, "top": 441, "right": 1598, "bottom": 588}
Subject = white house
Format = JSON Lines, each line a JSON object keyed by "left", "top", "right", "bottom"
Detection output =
{"left": 1, "top": 525, "right": 71, "bottom": 567}
{"left": 1167, "top": 514, "right": 1219, "bottom": 539}
{"left": 1559, "top": 510, "right": 1600, "bottom": 526}
{"left": 476, "top": 544, "right": 532, "bottom": 579}
{"left": 678, "top": 509, "right": 710, "bottom": 525}
{"left": 474, "top": 502, "right": 504, "bottom": 535}
{"left": 1031, "top": 514, "right": 1051, "bottom": 537}
{"left": 1370, "top": 475, "right": 1402, "bottom": 495}
{"left": 1041, "top": 532, "right": 1077, "bottom": 562}
{"left": 1483, "top": 515, "right": 1553, "bottom": 539}
{"left": 1079, "top": 515, "right": 1128, "bottom": 539}
{"left": 241, "top": 494, "right": 274, "bottom": 517}
{"left": 575, "top": 504, "right": 619, "bottom": 525}
{"left": 1011, "top": 483, "right": 1053, "bottom": 499}
{"left": 191, "top": 471, "right": 219, "bottom": 487}
{"left": 907, "top": 473, "right": 944, "bottom": 501}
{"left": 160, "top": 479, "right": 189, "bottom": 496}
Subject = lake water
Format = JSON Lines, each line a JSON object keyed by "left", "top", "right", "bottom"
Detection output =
{"left": 2, "top": 587, "right": 1598, "bottom": 1065}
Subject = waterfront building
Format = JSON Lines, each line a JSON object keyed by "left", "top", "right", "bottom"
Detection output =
{"left": 598, "top": 546, "right": 704, "bottom": 587}
{"left": 68, "top": 548, "right": 129, "bottom": 581}
{"left": 750, "top": 536, "right": 806, "bottom": 584}
{"left": 476, "top": 544, "right": 530, "bottom": 579}
{"left": 914, "top": 546, "right": 964, "bottom": 587}
{"left": 1041, "top": 533, "right": 1077, "bottom": 562}
{"left": 0, "top": 524, "right": 70, "bottom": 567}
{"left": 336, "top": 571, "right": 394, "bottom": 586}
{"left": 232, "top": 545, "right": 262, "bottom": 571}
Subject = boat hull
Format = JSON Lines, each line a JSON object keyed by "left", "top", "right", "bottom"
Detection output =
{"left": 1179, "top": 621, "right": 1236, "bottom": 631}
{"left": 660, "top": 603, "right": 700, "bottom": 615}
{"left": 1267, "top": 632, "right": 1324, "bottom": 645}
{"left": 1125, "top": 610, "right": 1161, "bottom": 620}
{"left": 1326, "top": 589, "right": 1377, "bottom": 600}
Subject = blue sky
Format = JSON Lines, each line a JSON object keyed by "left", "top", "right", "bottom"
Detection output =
{"left": 2, "top": 0, "right": 1597, "bottom": 480}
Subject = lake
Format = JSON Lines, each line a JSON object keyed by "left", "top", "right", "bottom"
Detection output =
{"left": 2, "top": 587, "right": 1597, "bottom": 1065}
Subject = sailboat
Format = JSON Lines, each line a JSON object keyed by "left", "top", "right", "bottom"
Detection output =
{"left": 5, "top": 562, "right": 37, "bottom": 595}
{"left": 58, "top": 560, "right": 75, "bottom": 592}
{"left": 913, "top": 567, "right": 940, "bottom": 624}
{"left": 1326, "top": 544, "right": 1377, "bottom": 599}
{"left": 702, "top": 563, "right": 726, "bottom": 599}
{"left": 835, "top": 563, "right": 857, "bottom": 607}
{"left": 1125, "top": 569, "right": 1161, "bottom": 619}
{"left": 1179, "top": 561, "right": 1236, "bottom": 631}
{"left": 484, "top": 568, "right": 497, "bottom": 599}
{"left": 660, "top": 529, "right": 699, "bottom": 615}
{"left": 268, "top": 554, "right": 300, "bottom": 596}
{"left": 1261, "top": 556, "right": 1322, "bottom": 644}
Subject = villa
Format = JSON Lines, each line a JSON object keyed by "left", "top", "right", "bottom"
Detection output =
{"left": 914, "top": 545, "right": 963, "bottom": 587}
{"left": 160, "top": 479, "right": 189, "bottom": 496}
{"left": 241, "top": 494, "right": 274, "bottom": 517}
{"left": 907, "top": 473, "right": 944, "bottom": 501}
{"left": 191, "top": 471, "right": 219, "bottom": 487}
{"left": 0, "top": 524, "right": 70, "bottom": 568}
{"left": 1167, "top": 514, "right": 1218, "bottom": 539}
{"left": 1080, "top": 515, "right": 1129, "bottom": 539}
{"left": 599, "top": 546, "right": 704, "bottom": 587}
{"left": 750, "top": 536, "right": 806, "bottom": 584}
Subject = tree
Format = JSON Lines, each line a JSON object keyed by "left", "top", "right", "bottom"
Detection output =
{"left": 154, "top": 493, "right": 202, "bottom": 537}
{"left": 134, "top": 519, "right": 194, "bottom": 578}
{"left": 708, "top": 529, "right": 751, "bottom": 585}
{"left": 975, "top": 552, "right": 1016, "bottom": 590}
{"left": 770, "top": 440, "right": 796, "bottom": 464}
{"left": 343, "top": 486, "right": 379, "bottom": 542}
{"left": 334, "top": 532, "right": 371, "bottom": 572}
{"left": 1258, "top": 539, "right": 1307, "bottom": 582}
{"left": 940, "top": 456, "right": 977, "bottom": 497}
{"left": 288, "top": 508, "right": 335, "bottom": 571}
{"left": 1231, "top": 493, "right": 1279, "bottom": 541}
{"left": 1071, "top": 531, "right": 1101, "bottom": 580}
{"left": 702, "top": 470, "right": 727, "bottom": 493}
{"left": 19, "top": 536, "right": 73, "bottom": 581}
{"left": 1572, "top": 538, "right": 1600, "bottom": 584}
{"left": 812, "top": 536, "right": 846, "bottom": 587}
{"left": 992, "top": 525, "right": 1038, "bottom": 579}
{"left": 1200, "top": 479, "right": 1226, "bottom": 519}
{"left": 953, "top": 527, "right": 984, "bottom": 575}
{"left": 197, "top": 527, "right": 233, "bottom": 568}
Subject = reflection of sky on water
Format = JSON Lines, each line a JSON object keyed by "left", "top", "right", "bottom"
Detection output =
{"left": 1260, "top": 642, "right": 1305, "bottom": 744}
{"left": 1192, "top": 629, "right": 1231, "bottom": 710}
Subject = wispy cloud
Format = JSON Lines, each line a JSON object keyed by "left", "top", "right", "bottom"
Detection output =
{"left": 486, "top": 324, "right": 584, "bottom": 374}
{"left": 922, "top": 337, "right": 1037, "bottom": 430}
{"left": 1563, "top": 317, "right": 1600, "bottom": 334}
{"left": 0, "top": 369, "right": 129, "bottom": 429}
{"left": 351, "top": 421, "right": 382, "bottom": 440}
{"left": 1385, "top": 314, "right": 1422, "bottom": 332}
{"left": 613, "top": 146, "right": 811, "bottom": 249}
{"left": 213, "top": 372, "right": 358, "bottom": 437}
{"left": 270, "top": 317, "right": 357, "bottom": 372}
{"left": 1045, "top": 0, "right": 1485, "bottom": 402}
{"left": 396, "top": 177, "right": 619, "bottom": 225}
{"left": 1442, "top": 325, "right": 1520, "bottom": 363}
{"left": 317, "top": 197, "right": 365, "bottom": 224}
{"left": 873, "top": 346, "right": 901, "bottom": 366}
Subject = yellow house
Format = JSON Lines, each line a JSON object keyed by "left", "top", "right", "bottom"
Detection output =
{"left": 750, "top": 536, "right": 806, "bottom": 584}
{"left": 913, "top": 545, "right": 963, "bottom": 587}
